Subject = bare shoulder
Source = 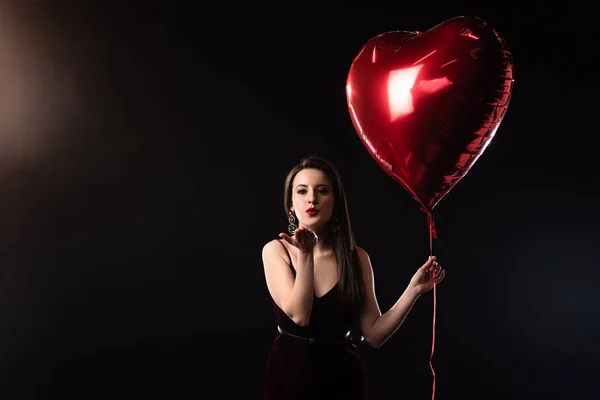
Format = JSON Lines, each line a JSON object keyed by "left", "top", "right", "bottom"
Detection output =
{"left": 355, "top": 246, "right": 374, "bottom": 274}
{"left": 263, "top": 238, "right": 282, "bottom": 253}
{"left": 262, "top": 239, "right": 289, "bottom": 263}
{"left": 356, "top": 246, "right": 371, "bottom": 261}
{"left": 262, "top": 239, "right": 297, "bottom": 316}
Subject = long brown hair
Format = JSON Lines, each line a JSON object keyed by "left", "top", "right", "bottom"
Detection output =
{"left": 283, "top": 156, "right": 365, "bottom": 309}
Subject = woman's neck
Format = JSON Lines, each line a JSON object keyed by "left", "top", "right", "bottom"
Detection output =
{"left": 312, "top": 228, "right": 334, "bottom": 256}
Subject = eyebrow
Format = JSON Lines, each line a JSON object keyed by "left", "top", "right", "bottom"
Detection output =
{"left": 295, "top": 184, "right": 331, "bottom": 189}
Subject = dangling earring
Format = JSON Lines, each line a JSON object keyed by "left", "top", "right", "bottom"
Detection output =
{"left": 288, "top": 210, "right": 297, "bottom": 235}
{"left": 330, "top": 215, "right": 339, "bottom": 233}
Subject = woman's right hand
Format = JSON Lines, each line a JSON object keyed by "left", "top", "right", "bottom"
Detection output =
{"left": 279, "top": 227, "right": 318, "bottom": 254}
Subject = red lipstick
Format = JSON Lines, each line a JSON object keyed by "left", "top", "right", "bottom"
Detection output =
{"left": 306, "top": 208, "right": 319, "bottom": 217}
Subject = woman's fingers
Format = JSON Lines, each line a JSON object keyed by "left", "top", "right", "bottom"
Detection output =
{"left": 278, "top": 233, "right": 293, "bottom": 245}
{"left": 435, "top": 270, "right": 445, "bottom": 283}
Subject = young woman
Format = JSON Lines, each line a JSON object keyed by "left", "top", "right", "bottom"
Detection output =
{"left": 262, "top": 156, "right": 445, "bottom": 399}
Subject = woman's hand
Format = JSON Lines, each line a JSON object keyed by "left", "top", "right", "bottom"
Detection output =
{"left": 409, "top": 256, "right": 445, "bottom": 295}
{"left": 279, "top": 227, "right": 318, "bottom": 254}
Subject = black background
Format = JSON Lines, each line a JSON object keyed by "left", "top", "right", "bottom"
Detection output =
{"left": 0, "top": 2, "right": 597, "bottom": 399}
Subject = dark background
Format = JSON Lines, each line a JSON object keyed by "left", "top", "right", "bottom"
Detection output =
{"left": 0, "top": 2, "right": 598, "bottom": 399}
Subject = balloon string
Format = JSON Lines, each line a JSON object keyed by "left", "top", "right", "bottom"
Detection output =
{"left": 427, "top": 211, "right": 438, "bottom": 253}
{"left": 430, "top": 273, "right": 437, "bottom": 400}
{"left": 421, "top": 208, "right": 438, "bottom": 400}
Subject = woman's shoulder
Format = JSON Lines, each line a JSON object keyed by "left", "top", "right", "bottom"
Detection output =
{"left": 355, "top": 245, "right": 372, "bottom": 265}
{"left": 263, "top": 237, "right": 282, "bottom": 250}
{"left": 355, "top": 245, "right": 368, "bottom": 256}
{"left": 354, "top": 246, "right": 374, "bottom": 279}
{"left": 262, "top": 238, "right": 289, "bottom": 258}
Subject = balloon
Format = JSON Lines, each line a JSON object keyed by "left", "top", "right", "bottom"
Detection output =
{"left": 346, "top": 16, "right": 514, "bottom": 213}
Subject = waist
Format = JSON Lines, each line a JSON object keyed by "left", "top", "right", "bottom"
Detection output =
{"left": 277, "top": 325, "right": 352, "bottom": 346}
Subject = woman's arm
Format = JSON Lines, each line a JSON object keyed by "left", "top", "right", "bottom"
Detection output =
{"left": 358, "top": 248, "right": 441, "bottom": 348}
{"left": 282, "top": 251, "right": 315, "bottom": 326}
{"left": 262, "top": 240, "right": 315, "bottom": 327}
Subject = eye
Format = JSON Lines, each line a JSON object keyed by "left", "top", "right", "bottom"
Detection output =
{"left": 317, "top": 188, "right": 329, "bottom": 194}
{"left": 297, "top": 189, "right": 307, "bottom": 194}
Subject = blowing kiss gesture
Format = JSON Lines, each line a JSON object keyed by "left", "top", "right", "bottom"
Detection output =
{"left": 279, "top": 227, "right": 318, "bottom": 254}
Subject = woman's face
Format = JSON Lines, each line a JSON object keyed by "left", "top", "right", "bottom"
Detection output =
{"left": 290, "top": 168, "right": 334, "bottom": 232}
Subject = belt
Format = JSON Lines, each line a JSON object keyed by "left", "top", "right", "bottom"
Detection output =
{"left": 277, "top": 325, "right": 351, "bottom": 346}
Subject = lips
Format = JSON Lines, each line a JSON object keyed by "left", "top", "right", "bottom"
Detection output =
{"left": 306, "top": 208, "right": 319, "bottom": 216}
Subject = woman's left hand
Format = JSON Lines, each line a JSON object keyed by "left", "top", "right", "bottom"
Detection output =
{"left": 409, "top": 256, "right": 445, "bottom": 295}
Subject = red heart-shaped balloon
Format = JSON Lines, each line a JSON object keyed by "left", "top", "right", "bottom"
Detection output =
{"left": 346, "top": 16, "right": 514, "bottom": 212}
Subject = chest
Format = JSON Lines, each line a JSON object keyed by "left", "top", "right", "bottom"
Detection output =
{"left": 304, "top": 252, "right": 340, "bottom": 298}
{"left": 284, "top": 242, "right": 341, "bottom": 298}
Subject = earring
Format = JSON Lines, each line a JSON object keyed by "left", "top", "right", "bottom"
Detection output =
{"left": 288, "top": 210, "right": 297, "bottom": 235}
{"left": 330, "top": 215, "right": 339, "bottom": 233}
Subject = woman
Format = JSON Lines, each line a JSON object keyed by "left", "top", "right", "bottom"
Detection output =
{"left": 262, "top": 156, "right": 445, "bottom": 399}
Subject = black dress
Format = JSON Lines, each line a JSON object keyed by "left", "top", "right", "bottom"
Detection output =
{"left": 264, "top": 239, "right": 370, "bottom": 400}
